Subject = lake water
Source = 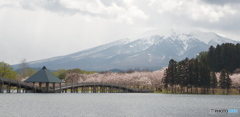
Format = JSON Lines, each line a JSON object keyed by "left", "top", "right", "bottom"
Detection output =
{"left": 0, "top": 93, "right": 239, "bottom": 117}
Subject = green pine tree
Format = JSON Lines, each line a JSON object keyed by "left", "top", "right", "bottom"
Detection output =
{"left": 167, "top": 59, "right": 178, "bottom": 93}
{"left": 210, "top": 72, "right": 218, "bottom": 94}
{"left": 219, "top": 69, "right": 231, "bottom": 94}
{"left": 226, "top": 71, "right": 232, "bottom": 94}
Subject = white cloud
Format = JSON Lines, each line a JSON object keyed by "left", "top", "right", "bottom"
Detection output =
{"left": 148, "top": 0, "right": 237, "bottom": 22}
{"left": 57, "top": 0, "right": 149, "bottom": 24}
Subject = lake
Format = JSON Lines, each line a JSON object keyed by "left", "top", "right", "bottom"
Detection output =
{"left": 0, "top": 93, "right": 239, "bottom": 117}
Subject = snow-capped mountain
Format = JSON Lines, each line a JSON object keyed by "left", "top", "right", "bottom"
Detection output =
{"left": 12, "top": 30, "right": 240, "bottom": 71}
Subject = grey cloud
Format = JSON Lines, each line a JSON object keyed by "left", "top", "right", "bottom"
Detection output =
{"left": 100, "top": 0, "right": 126, "bottom": 7}
{"left": 19, "top": 0, "right": 110, "bottom": 18}
{"left": 20, "top": 0, "right": 78, "bottom": 14}
{"left": 202, "top": 0, "right": 240, "bottom": 5}
{"left": 1, "top": 0, "right": 142, "bottom": 22}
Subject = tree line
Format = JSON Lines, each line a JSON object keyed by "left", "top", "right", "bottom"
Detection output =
{"left": 162, "top": 43, "right": 239, "bottom": 94}
{"left": 163, "top": 43, "right": 240, "bottom": 93}
{"left": 163, "top": 58, "right": 232, "bottom": 94}
{"left": 208, "top": 43, "right": 240, "bottom": 72}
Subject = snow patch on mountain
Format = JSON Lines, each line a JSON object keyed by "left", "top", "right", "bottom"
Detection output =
{"left": 148, "top": 53, "right": 152, "bottom": 62}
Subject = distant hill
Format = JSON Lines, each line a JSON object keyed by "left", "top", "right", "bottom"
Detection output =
{"left": 109, "top": 69, "right": 124, "bottom": 72}
{"left": 11, "top": 30, "right": 240, "bottom": 71}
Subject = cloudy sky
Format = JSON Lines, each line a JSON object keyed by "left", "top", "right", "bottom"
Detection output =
{"left": 1, "top": 0, "right": 240, "bottom": 65}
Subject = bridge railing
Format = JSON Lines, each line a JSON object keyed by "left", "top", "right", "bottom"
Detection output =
{"left": 0, "top": 77, "right": 37, "bottom": 89}
{"left": 59, "top": 82, "right": 130, "bottom": 88}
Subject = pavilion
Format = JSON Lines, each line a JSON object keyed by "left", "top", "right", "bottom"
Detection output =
{"left": 24, "top": 66, "right": 63, "bottom": 93}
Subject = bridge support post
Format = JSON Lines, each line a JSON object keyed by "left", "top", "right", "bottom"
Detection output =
{"left": 112, "top": 87, "right": 114, "bottom": 93}
{"left": 102, "top": 87, "right": 104, "bottom": 93}
{"left": 87, "top": 87, "right": 90, "bottom": 93}
{"left": 0, "top": 80, "right": 4, "bottom": 93}
{"left": 111, "top": 87, "right": 114, "bottom": 93}
{"left": 104, "top": 87, "right": 106, "bottom": 93}
{"left": 83, "top": 86, "right": 86, "bottom": 93}
{"left": 24, "top": 83, "right": 28, "bottom": 93}
{"left": 39, "top": 82, "right": 42, "bottom": 91}
{"left": 93, "top": 87, "right": 95, "bottom": 93}
{"left": 111, "top": 88, "right": 113, "bottom": 93}
{"left": 0, "top": 84, "right": 3, "bottom": 93}
{"left": 17, "top": 86, "right": 21, "bottom": 93}
{"left": 112, "top": 87, "right": 115, "bottom": 93}
{"left": 53, "top": 83, "right": 56, "bottom": 93}
{"left": 33, "top": 82, "right": 36, "bottom": 93}
{"left": 100, "top": 87, "right": 102, "bottom": 93}
{"left": 17, "top": 81, "right": 21, "bottom": 93}
{"left": 109, "top": 87, "right": 112, "bottom": 93}
{"left": 23, "top": 85, "right": 25, "bottom": 93}
{"left": 95, "top": 87, "right": 97, "bottom": 93}
{"left": 39, "top": 82, "right": 42, "bottom": 93}
{"left": 82, "top": 86, "right": 84, "bottom": 93}
{"left": 107, "top": 87, "right": 110, "bottom": 93}
{"left": 46, "top": 82, "right": 49, "bottom": 93}
{"left": 76, "top": 87, "right": 78, "bottom": 93}
{"left": 79, "top": 87, "right": 82, "bottom": 93}
{"left": 70, "top": 87, "right": 73, "bottom": 93}
{"left": 88, "top": 86, "right": 90, "bottom": 93}
{"left": 93, "top": 86, "right": 96, "bottom": 93}
{"left": 7, "top": 84, "right": 11, "bottom": 93}
{"left": 102, "top": 87, "right": 105, "bottom": 93}
{"left": 59, "top": 83, "right": 62, "bottom": 93}
{"left": 90, "top": 87, "right": 93, "bottom": 93}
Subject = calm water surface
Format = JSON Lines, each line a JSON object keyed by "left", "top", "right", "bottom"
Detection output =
{"left": 0, "top": 93, "right": 239, "bottom": 117}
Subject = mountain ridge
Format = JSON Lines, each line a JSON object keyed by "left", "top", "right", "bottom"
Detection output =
{"left": 12, "top": 30, "right": 240, "bottom": 71}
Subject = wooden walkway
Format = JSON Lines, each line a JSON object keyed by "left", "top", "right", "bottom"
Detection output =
{"left": 58, "top": 82, "right": 153, "bottom": 93}
{"left": 0, "top": 77, "right": 153, "bottom": 93}
{"left": 0, "top": 77, "right": 40, "bottom": 93}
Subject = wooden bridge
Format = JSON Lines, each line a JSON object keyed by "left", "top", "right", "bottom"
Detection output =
{"left": 0, "top": 77, "right": 153, "bottom": 93}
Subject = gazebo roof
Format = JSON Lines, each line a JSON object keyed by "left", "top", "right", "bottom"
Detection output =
{"left": 24, "top": 66, "right": 63, "bottom": 83}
